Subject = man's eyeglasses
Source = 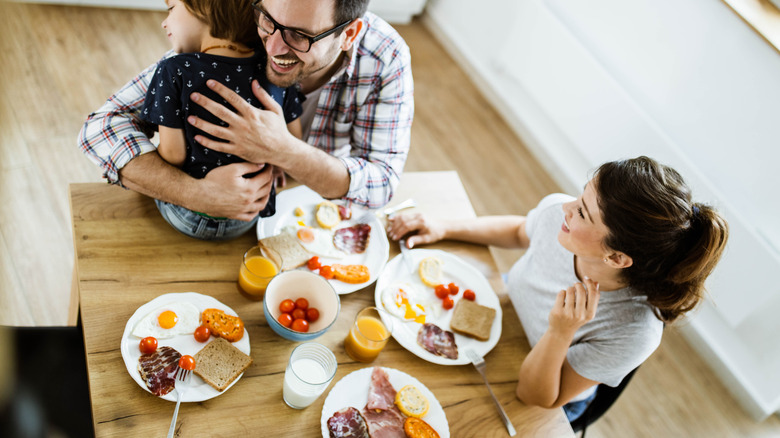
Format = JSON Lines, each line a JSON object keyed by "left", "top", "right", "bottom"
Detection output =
{"left": 252, "top": 0, "right": 352, "bottom": 53}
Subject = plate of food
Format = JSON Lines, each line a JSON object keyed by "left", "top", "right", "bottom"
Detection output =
{"left": 120, "top": 292, "right": 253, "bottom": 402}
{"left": 321, "top": 366, "right": 449, "bottom": 438}
{"left": 374, "top": 249, "right": 502, "bottom": 366}
{"left": 257, "top": 185, "right": 389, "bottom": 295}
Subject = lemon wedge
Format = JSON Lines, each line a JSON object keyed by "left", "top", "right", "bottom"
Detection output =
{"left": 418, "top": 256, "right": 442, "bottom": 287}
{"left": 396, "top": 385, "right": 429, "bottom": 418}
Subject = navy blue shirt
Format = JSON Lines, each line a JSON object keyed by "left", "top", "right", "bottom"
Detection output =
{"left": 141, "top": 50, "right": 303, "bottom": 179}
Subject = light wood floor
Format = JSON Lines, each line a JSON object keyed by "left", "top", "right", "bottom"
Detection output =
{"left": 1, "top": 3, "right": 778, "bottom": 437}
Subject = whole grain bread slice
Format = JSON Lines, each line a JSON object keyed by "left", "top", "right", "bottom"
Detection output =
{"left": 449, "top": 299, "right": 496, "bottom": 341}
{"left": 258, "top": 232, "right": 312, "bottom": 270}
{"left": 193, "top": 337, "right": 253, "bottom": 392}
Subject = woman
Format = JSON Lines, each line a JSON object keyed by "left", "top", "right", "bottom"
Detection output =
{"left": 386, "top": 156, "right": 728, "bottom": 421}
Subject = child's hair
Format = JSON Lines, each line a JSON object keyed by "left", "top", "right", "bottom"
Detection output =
{"left": 594, "top": 156, "right": 729, "bottom": 323}
{"left": 181, "top": 0, "right": 260, "bottom": 47}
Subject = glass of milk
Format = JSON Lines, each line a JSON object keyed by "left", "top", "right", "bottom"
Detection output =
{"left": 283, "top": 342, "right": 338, "bottom": 409}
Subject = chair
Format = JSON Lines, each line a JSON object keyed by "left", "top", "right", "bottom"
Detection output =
{"left": 570, "top": 367, "right": 638, "bottom": 437}
{"left": 0, "top": 324, "right": 94, "bottom": 438}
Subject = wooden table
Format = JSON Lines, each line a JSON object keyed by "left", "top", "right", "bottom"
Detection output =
{"left": 70, "top": 171, "right": 574, "bottom": 437}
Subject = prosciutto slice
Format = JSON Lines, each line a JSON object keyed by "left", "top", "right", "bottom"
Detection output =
{"left": 333, "top": 224, "right": 371, "bottom": 254}
{"left": 137, "top": 346, "right": 181, "bottom": 396}
{"left": 361, "top": 406, "right": 406, "bottom": 438}
{"left": 417, "top": 323, "right": 458, "bottom": 360}
{"left": 366, "top": 367, "right": 396, "bottom": 411}
{"left": 327, "top": 407, "right": 369, "bottom": 438}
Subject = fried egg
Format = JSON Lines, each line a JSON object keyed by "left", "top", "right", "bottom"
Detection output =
{"left": 132, "top": 302, "right": 201, "bottom": 339}
{"left": 382, "top": 282, "right": 432, "bottom": 324}
{"left": 282, "top": 224, "right": 346, "bottom": 259}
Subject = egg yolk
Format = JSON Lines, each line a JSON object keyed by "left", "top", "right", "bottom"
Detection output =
{"left": 158, "top": 310, "right": 179, "bottom": 329}
{"left": 297, "top": 227, "right": 315, "bottom": 243}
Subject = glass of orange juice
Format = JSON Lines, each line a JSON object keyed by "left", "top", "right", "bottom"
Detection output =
{"left": 344, "top": 307, "right": 393, "bottom": 363}
{"left": 238, "top": 246, "right": 282, "bottom": 300}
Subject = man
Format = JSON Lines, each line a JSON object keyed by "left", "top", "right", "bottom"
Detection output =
{"left": 79, "top": 0, "right": 413, "bottom": 222}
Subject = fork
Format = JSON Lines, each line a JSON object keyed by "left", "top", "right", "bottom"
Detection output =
{"left": 355, "top": 198, "right": 417, "bottom": 224}
{"left": 466, "top": 349, "right": 517, "bottom": 436}
{"left": 167, "top": 366, "right": 192, "bottom": 438}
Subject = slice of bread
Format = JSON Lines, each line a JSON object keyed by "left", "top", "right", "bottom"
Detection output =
{"left": 259, "top": 232, "right": 311, "bottom": 270}
{"left": 193, "top": 337, "right": 253, "bottom": 392}
{"left": 449, "top": 299, "right": 496, "bottom": 341}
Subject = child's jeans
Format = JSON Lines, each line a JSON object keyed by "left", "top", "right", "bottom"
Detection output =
{"left": 155, "top": 200, "right": 259, "bottom": 241}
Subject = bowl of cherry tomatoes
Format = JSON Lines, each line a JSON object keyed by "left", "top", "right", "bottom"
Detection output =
{"left": 263, "top": 270, "right": 340, "bottom": 341}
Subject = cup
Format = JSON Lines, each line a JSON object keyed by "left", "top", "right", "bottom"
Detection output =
{"left": 237, "top": 246, "right": 282, "bottom": 300}
{"left": 282, "top": 342, "right": 338, "bottom": 409}
{"left": 344, "top": 307, "right": 393, "bottom": 363}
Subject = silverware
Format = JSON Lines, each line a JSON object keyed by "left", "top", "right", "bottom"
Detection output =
{"left": 355, "top": 198, "right": 417, "bottom": 224}
{"left": 167, "top": 366, "right": 193, "bottom": 438}
{"left": 466, "top": 349, "right": 517, "bottom": 437}
{"left": 399, "top": 238, "right": 416, "bottom": 273}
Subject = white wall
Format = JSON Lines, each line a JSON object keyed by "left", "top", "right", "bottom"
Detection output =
{"left": 425, "top": 0, "right": 780, "bottom": 421}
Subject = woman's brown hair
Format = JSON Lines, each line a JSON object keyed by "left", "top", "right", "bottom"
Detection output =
{"left": 181, "top": 0, "right": 260, "bottom": 47}
{"left": 594, "top": 156, "right": 729, "bottom": 323}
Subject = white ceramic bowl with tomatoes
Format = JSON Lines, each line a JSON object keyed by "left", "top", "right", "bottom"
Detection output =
{"left": 264, "top": 270, "right": 340, "bottom": 341}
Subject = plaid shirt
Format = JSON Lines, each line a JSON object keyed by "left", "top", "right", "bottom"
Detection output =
{"left": 78, "top": 12, "right": 413, "bottom": 207}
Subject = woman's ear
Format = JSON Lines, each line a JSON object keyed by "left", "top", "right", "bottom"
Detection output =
{"left": 605, "top": 251, "right": 633, "bottom": 269}
{"left": 339, "top": 19, "right": 363, "bottom": 51}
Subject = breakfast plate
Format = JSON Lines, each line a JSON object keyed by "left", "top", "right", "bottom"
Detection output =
{"left": 120, "top": 292, "right": 250, "bottom": 402}
{"left": 257, "top": 185, "right": 390, "bottom": 295}
{"left": 374, "top": 249, "right": 502, "bottom": 366}
{"left": 320, "top": 367, "right": 450, "bottom": 437}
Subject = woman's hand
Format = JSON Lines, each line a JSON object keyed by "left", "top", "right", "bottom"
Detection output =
{"left": 386, "top": 212, "right": 446, "bottom": 248}
{"left": 548, "top": 277, "right": 600, "bottom": 338}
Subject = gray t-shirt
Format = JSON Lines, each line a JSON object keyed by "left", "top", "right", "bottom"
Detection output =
{"left": 507, "top": 194, "right": 663, "bottom": 399}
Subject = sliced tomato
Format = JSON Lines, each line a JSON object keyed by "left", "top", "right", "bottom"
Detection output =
{"left": 434, "top": 284, "right": 449, "bottom": 299}
{"left": 307, "top": 256, "right": 321, "bottom": 271}
{"left": 442, "top": 296, "right": 454, "bottom": 310}
{"left": 448, "top": 282, "right": 459, "bottom": 295}
{"left": 319, "top": 265, "right": 334, "bottom": 280}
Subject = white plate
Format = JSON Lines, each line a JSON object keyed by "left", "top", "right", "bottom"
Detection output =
{"left": 257, "top": 185, "right": 390, "bottom": 295}
{"left": 374, "top": 249, "right": 502, "bottom": 365}
{"left": 320, "top": 367, "right": 449, "bottom": 438}
{"left": 120, "top": 292, "right": 251, "bottom": 402}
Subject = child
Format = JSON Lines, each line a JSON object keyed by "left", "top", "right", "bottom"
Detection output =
{"left": 141, "top": 0, "right": 303, "bottom": 240}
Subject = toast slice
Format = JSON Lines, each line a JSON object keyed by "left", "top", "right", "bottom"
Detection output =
{"left": 449, "top": 299, "right": 496, "bottom": 341}
{"left": 258, "top": 232, "right": 311, "bottom": 270}
{"left": 193, "top": 337, "right": 253, "bottom": 392}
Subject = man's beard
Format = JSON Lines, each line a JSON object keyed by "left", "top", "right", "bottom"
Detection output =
{"left": 264, "top": 43, "right": 344, "bottom": 89}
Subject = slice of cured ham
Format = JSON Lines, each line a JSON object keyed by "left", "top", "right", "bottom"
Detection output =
{"left": 417, "top": 323, "right": 458, "bottom": 360}
{"left": 366, "top": 367, "right": 396, "bottom": 411}
{"left": 137, "top": 346, "right": 181, "bottom": 396}
{"left": 361, "top": 406, "right": 406, "bottom": 438}
{"left": 333, "top": 224, "right": 371, "bottom": 254}
{"left": 327, "top": 407, "right": 370, "bottom": 438}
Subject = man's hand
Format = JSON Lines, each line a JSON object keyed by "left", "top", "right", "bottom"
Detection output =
{"left": 188, "top": 79, "right": 292, "bottom": 165}
{"left": 195, "top": 162, "right": 274, "bottom": 221}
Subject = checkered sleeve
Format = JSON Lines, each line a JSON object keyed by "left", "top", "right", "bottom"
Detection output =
{"left": 77, "top": 53, "right": 173, "bottom": 185}
{"left": 340, "top": 36, "right": 414, "bottom": 208}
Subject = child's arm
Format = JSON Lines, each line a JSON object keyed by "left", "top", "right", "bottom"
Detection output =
{"left": 157, "top": 126, "right": 188, "bottom": 167}
{"left": 287, "top": 119, "right": 302, "bottom": 140}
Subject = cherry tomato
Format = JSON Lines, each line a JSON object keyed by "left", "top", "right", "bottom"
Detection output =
{"left": 179, "top": 355, "right": 196, "bottom": 371}
{"left": 319, "top": 265, "right": 334, "bottom": 280}
{"left": 193, "top": 325, "right": 211, "bottom": 342}
{"left": 307, "top": 256, "right": 321, "bottom": 271}
{"left": 139, "top": 336, "right": 158, "bottom": 355}
{"left": 448, "top": 283, "right": 459, "bottom": 295}
{"left": 278, "top": 313, "right": 293, "bottom": 328}
{"left": 434, "top": 284, "right": 449, "bottom": 299}
{"left": 292, "top": 308, "right": 306, "bottom": 321}
{"left": 463, "top": 289, "right": 476, "bottom": 301}
{"left": 295, "top": 298, "right": 309, "bottom": 310}
{"left": 306, "top": 307, "right": 320, "bottom": 322}
{"left": 279, "top": 299, "right": 295, "bottom": 314}
{"left": 291, "top": 318, "right": 309, "bottom": 333}
{"left": 442, "top": 297, "right": 454, "bottom": 310}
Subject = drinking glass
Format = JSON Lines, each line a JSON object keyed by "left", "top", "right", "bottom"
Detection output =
{"left": 238, "top": 246, "right": 282, "bottom": 300}
{"left": 282, "top": 342, "right": 338, "bottom": 409}
{"left": 344, "top": 307, "right": 393, "bottom": 363}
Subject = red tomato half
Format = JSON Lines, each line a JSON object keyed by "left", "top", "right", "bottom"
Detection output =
{"left": 295, "top": 298, "right": 309, "bottom": 310}
{"left": 179, "top": 355, "right": 196, "bottom": 371}
{"left": 193, "top": 325, "right": 211, "bottom": 342}
{"left": 307, "top": 256, "right": 321, "bottom": 271}
{"left": 278, "top": 313, "right": 293, "bottom": 328}
{"left": 319, "top": 265, "right": 334, "bottom": 280}
{"left": 279, "top": 299, "right": 295, "bottom": 314}
{"left": 442, "top": 297, "right": 454, "bottom": 310}
{"left": 139, "top": 336, "right": 158, "bottom": 355}
{"left": 434, "top": 284, "right": 449, "bottom": 299}
{"left": 448, "top": 283, "right": 459, "bottom": 295}
{"left": 306, "top": 308, "right": 320, "bottom": 322}
{"left": 291, "top": 318, "right": 309, "bottom": 333}
{"left": 463, "top": 289, "right": 476, "bottom": 301}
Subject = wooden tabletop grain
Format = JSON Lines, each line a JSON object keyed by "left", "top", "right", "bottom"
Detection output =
{"left": 69, "top": 171, "right": 574, "bottom": 437}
